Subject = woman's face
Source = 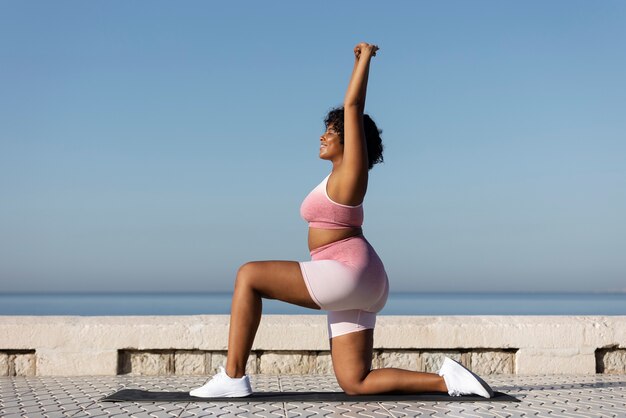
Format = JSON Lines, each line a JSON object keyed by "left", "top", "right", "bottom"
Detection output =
{"left": 319, "top": 124, "right": 343, "bottom": 161}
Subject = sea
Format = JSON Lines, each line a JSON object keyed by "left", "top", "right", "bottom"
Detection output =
{"left": 1, "top": 292, "right": 626, "bottom": 316}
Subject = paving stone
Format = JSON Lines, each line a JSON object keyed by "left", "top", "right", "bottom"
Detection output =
{"left": 182, "top": 400, "right": 285, "bottom": 417}
{"left": 287, "top": 401, "right": 392, "bottom": 417}
{"left": 279, "top": 374, "right": 339, "bottom": 392}
{"left": 1, "top": 407, "right": 27, "bottom": 417}
{"left": 42, "top": 411, "right": 72, "bottom": 418}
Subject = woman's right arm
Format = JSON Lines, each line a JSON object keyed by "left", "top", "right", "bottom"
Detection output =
{"left": 344, "top": 43, "right": 378, "bottom": 112}
{"left": 335, "top": 43, "right": 378, "bottom": 196}
{"left": 346, "top": 44, "right": 377, "bottom": 114}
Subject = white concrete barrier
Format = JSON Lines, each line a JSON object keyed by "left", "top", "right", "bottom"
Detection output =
{"left": 1, "top": 315, "right": 625, "bottom": 376}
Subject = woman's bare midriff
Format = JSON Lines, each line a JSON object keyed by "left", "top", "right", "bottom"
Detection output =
{"left": 308, "top": 227, "right": 363, "bottom": 253}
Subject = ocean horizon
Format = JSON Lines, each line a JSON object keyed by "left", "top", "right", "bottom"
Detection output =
{"left": 1, "top": 291, "right": 625, "bottom": 316}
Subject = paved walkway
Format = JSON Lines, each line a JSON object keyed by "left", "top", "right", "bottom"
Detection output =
{"left": 1, "top": 374, "right": 625, "bottom": 417}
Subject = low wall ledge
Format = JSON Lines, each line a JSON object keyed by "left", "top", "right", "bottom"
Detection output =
{"left": 1, "top": 315, "right": 625, "bottom": 376}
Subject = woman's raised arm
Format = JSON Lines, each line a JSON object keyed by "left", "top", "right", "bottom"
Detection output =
{"left": 333, "top": 43, "right": 379, "bottom": 202}
{"left": 345, "top": 43, "right": 378, "bottom": 112}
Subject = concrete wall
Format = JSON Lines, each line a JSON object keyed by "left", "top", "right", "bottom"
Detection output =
{"left": 1, "top": 315, "right": 625, "bottom": 376}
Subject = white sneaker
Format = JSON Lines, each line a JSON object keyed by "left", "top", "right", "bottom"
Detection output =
{"left": 438, "top": 357, "right": 494, "bottom": 398}
{"left": 189, "top": 366, "right": 252, "bottom": 398}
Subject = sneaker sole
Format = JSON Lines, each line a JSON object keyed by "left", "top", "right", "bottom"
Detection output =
{"left": 189, "top": 389, "right": 252, "bottom": 398}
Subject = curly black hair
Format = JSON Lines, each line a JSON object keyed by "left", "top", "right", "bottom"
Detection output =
{"left": 323, "top": 106, "right": 384, "bottom": 170}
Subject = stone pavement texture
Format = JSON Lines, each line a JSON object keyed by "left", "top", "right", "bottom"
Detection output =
{"left": 1, "top": 374, "right": 625, "bottom": 417}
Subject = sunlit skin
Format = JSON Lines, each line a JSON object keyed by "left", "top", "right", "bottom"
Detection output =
{"left": 308, "top": 124, "right": 363, "bottom": 251}
{"left": 319, "top": 124, "right": 343, "bottom": 163}
{"left": 223, "top": 42, "right": 448, "bottom": 395}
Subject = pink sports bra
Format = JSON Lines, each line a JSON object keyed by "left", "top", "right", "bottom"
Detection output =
{"left": 300, "top": 174, "right": 364, "bottom": 229}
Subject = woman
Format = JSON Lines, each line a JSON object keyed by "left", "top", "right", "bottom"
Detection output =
{"left": 190, "top": 42, "right": 493, "bottom": 398}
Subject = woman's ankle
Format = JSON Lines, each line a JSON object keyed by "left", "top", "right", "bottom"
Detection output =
{"left": 225, "top": 364, "right": 246, "bottom": 379}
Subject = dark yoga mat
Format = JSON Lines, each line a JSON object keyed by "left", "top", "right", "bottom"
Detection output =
{"left": 102, "top": 389, "right": 519, "bottom": 402}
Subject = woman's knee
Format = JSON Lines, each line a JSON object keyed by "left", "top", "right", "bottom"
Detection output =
{"left": 336, "top": 374, "right": 367, "bottom": 395}
{"left": 234, "top": 262, "right": 259, "bottom": 290}
{"left": 331, "top": 329, "right": 374, "bottom": 395}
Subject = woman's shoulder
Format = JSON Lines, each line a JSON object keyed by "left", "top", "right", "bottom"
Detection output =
{"left": 327, "top": 168, "right": 368, "bottom": 206}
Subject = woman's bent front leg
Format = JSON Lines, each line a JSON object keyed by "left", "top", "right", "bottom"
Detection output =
{"left": 226, "top": 260, "right": 321, "bottom": 378}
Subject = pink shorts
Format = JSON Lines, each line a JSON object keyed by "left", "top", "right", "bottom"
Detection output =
{"left": 299, "top": 235, "right": 389, "bottom": 338}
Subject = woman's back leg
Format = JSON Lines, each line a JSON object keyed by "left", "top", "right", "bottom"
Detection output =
{"left": 330, "top": 329, "right": 447, "bottom": 395}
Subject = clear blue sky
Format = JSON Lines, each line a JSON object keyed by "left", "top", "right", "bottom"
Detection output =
{"left": 1, "top": 1, "right": 625, "bottom": 293}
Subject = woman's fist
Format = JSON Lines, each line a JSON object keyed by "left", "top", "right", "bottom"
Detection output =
{"left": 354, "top": 42, "right": 379, "bottom": 59}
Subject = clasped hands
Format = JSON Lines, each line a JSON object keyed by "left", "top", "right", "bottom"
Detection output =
{"left": 354, "top": 42, "right": 379, "bottom": 60}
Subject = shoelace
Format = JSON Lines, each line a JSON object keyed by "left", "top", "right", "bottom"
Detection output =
{"left": 201, "top": 366, "right": 228, "bottom": 386}
{"left": 215, "top": 367, "right": 229, "bottom": 381}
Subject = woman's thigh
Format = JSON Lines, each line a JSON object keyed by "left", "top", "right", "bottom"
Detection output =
{"left": 329, "top": 329, "right": 374, "bottom": 391}
{"left": 236, "top": 260, "right": 321, "bottom": 310}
